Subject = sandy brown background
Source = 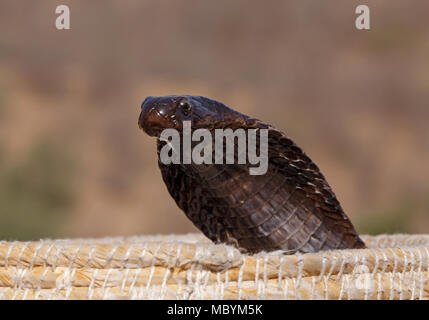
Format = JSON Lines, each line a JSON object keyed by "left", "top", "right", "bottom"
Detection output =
{"left": 0, "top": 1, "right": 428, "bottom": 240}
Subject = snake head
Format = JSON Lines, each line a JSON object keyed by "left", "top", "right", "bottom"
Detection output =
{"left": 138, "top": 95, "right": 246, "bottom": 137}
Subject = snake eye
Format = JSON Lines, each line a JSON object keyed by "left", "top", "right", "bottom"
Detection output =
{"left": 179, "top": 101, "right": 192, "bottom": 116}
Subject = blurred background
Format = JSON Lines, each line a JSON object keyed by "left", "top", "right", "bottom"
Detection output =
{"left": 0, "top": 1, "right": 428, "bottom": 240}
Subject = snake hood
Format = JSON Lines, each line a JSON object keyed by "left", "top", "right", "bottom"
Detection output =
{"left": 138, "top": 95, "right": 366, "bottom": 254}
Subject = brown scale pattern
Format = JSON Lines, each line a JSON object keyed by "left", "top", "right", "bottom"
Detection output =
{"left": 140, "top": 95, "right": 365, "bottom": 254}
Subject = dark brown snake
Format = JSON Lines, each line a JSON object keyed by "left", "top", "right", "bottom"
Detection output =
{"left": 138, "top": 95, "right": 366, "bottom": 254}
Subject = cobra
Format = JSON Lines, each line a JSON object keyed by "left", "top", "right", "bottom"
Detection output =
{"left": 138, "top": 95, "right": 366, "bottom": 254}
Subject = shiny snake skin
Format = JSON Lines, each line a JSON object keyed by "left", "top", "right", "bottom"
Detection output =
{"left": 138, "top": 95, "right": 365, "bottom": 254}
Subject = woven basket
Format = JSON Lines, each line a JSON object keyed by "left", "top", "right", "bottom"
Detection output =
{"left": 0, "top": 233, "right": 428, "bottom": 299}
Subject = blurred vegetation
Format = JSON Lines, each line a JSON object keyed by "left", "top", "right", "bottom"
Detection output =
{"left": 0, "top": 1, "right": 428, "bottom": 237}
{"left": 0, "top": 86, "right": 5, "bottom": 117}
{"left": 0, "top": 142, "right": 74, "bottom": 240}
{"left": 357, "top": 200, "right": 417, "bottom": 235}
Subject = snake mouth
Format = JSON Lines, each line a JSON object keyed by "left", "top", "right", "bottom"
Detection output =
{"left": 138, "top": 106, "right": 177, "bottom": 137}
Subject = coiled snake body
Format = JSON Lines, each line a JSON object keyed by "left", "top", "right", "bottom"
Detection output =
{"left": 139, "top": 95, "right": 365, "bottom": 254}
